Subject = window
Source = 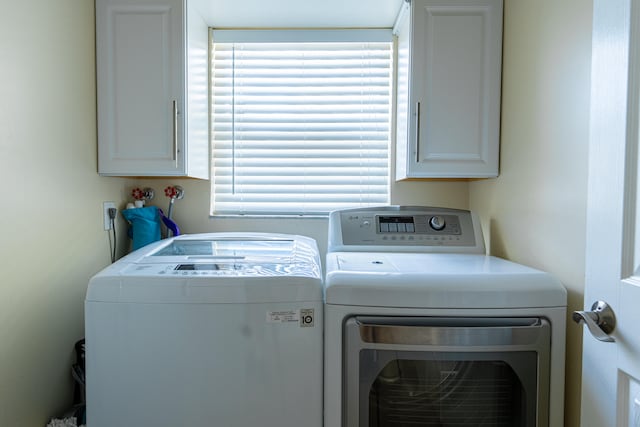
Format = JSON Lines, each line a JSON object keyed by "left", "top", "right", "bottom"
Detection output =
{"left": 210, "top": 30, "right": 393, "bottom": 216}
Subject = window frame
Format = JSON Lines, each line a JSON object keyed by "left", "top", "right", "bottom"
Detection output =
{"left": 209, "top": 28, "right": 395, "bottom": 218}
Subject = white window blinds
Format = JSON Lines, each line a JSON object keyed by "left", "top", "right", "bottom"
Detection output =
{"left": 210, "top": 31, "right": 392, "bottom": 216}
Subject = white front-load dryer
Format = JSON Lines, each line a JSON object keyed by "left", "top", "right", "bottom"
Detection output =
{"left": 324, "top": 207, "right": 567, "bottom": 427}
{"left": 85, "top": 232, "right": 323, "bottom": 427}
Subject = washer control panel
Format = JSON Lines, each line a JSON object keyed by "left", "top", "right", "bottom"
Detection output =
{"left": 328, "top": 206, "right": 485, "bottom": 253}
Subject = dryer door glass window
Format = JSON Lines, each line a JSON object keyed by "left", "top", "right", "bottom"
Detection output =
{"left": 363, "top": 353, "right": 534, "bottom": 427}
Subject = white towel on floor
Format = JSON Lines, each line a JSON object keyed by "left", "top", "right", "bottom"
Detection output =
{"left": 46, "top": 418, "right": 85, "bottom": 427}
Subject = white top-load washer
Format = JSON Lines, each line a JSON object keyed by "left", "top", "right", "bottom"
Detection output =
{"left": 85, "top": 232, "right": 323, "bottom": 427}
{"left": 324, "top": 206, "right": 567, "bottom": 427}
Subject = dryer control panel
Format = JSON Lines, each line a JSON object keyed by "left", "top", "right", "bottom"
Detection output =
{"left": 328, "top": 206, "right": 485, "bottom": 254}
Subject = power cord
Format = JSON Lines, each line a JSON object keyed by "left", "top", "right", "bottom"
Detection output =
{"left": 108, "top": 207, "right": 117, "bottom": 263}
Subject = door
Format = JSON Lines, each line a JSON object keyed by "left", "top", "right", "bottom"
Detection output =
{"left": 580, "top": 0, "right": 640, "bottom": 426}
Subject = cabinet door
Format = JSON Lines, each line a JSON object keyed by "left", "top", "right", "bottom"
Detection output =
{"left": 96, "top": 0, "right": 185, "bottom": 176}
{"left": 398, "top": 0, "right": 503, "bottom": 178}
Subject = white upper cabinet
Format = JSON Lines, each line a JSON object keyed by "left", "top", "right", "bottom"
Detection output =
{"left": 395, "top": 0, "right": 503, "bottom": 179}
{"left": 96, "top": 0, "right": 209, "bottom": 178}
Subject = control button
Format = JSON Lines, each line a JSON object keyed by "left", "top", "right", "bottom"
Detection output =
{"left": 406, "top": 223, "right": 415, "bottom": 233}
{"left": 397, "top": 223, "right": 406, "bottom": 232}
{"left": 380, "top": 223, "right": 389, "bottom": 232}
{"left": 362, "top": 220, "right": 371, "bottom": 228}
{"left": 389, "top": 223, "right": 398, "bottom": 232}
{"left": 429, "top": 215, "right": 446, "bottom": 231}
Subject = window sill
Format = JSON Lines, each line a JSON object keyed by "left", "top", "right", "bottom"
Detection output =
{"left": 209, "top": 213, "right": 329, "bottom": 220}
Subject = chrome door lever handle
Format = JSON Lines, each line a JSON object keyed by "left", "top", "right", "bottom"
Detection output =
{"left": 572, "top": 300, "right": 616, "bottom": 343}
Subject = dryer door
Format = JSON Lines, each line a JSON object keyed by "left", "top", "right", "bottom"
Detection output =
{"left": 343, "top": 316, "right": 551, "bottom": 427}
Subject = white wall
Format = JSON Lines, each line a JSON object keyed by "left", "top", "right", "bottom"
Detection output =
{"left": 0, "top": 1, "right": 129, "bottom": 424}
{"left": 470, "top": 1, "right": 593, "bottom": 426}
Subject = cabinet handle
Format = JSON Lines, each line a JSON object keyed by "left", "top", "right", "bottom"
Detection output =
{"left": 172, "top": 100, "right": 178, "bottom": 166}
{"left": 415, "top": 101, "right": 421, "bottom": 163}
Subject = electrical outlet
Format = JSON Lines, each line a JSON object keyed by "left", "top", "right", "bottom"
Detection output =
{"left": 103, "top": 201, "right": 116, "bottom": 230}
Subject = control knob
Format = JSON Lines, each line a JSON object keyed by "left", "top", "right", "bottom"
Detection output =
{"left": 429, "top": 215, "right": 446, "bottom": 231}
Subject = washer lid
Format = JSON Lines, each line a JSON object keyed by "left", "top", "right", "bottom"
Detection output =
{"left": 142, "top": 236, "right": 299, "bottom": 264}
{"left": 87, "top": 233, "right": 322, "bottom": 304}
{"left": 325, "top": 252, "right": 567, "bottom": 309}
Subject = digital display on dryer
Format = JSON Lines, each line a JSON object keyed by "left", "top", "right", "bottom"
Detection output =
{"left": 378, "top": 216, "right": 416, "bottom": 233}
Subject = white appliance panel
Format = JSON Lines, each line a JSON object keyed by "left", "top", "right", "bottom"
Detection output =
{"left": 325, "top": 252, "right": 566, "bottom": 309}
{"left": 86, "top": 232, "right": 323, "bottom": 427}
{"left": 87, "top": 300, "right": 323, "bottom": 427}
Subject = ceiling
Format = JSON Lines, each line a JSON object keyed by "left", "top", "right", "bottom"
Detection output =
{"left": 191, "top": 0, "right": 405, "bottom": 28}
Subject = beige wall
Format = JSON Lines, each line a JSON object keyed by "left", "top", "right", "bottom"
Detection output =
{"left": 131, "top": 179, "right": 469, "bottom": 257}
{"left": 470, "top": 1, "right": 593, "bottom": 426}
{"left": 0, "top": 1, "right": 129, "bottom": 425}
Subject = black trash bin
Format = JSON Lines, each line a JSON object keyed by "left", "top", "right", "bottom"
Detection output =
{"left": 67, "top": 339, "right": 86, "bottom": 424}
